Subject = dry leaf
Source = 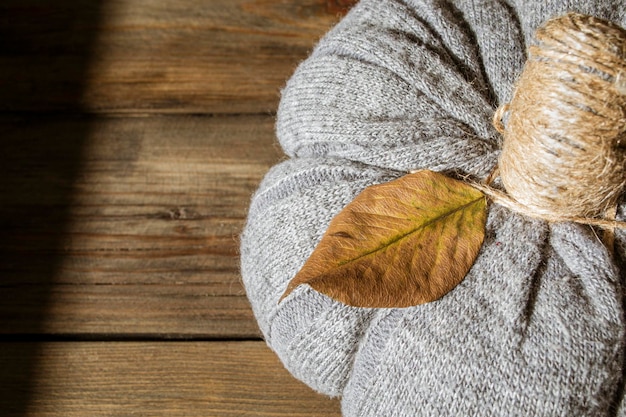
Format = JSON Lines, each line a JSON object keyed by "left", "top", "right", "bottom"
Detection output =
{"left": 280, "top": 170, "right": 487, "bottom": 308}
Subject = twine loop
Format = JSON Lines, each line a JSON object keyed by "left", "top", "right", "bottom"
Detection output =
{"left": 487, "top": 13, "right": 626, "bottom": 232}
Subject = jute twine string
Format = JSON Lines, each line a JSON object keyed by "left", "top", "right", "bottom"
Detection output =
{"left": 479, "top": 13, "right": 626, "bottom": 234}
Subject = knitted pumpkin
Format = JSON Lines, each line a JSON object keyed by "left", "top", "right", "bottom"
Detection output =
{"left": 240, "top": 1, "right": 626, "bottom": 415}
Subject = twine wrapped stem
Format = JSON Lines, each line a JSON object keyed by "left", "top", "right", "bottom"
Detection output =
{"left": 484, "top": 13, "right": 626, "bottom": 234}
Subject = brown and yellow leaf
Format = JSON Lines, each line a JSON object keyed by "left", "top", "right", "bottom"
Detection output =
{"left": 280, "top": 170, "right": 487, "bottom": 308}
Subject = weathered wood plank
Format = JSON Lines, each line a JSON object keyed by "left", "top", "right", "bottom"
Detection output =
{"left": 0, "top": 115, "right": 281, "bottom": 336}
{"left": 0, "top": 341, "right": 342, "bottom": 416}
{"left": 0, "top": 0, "right": 357, "bottom": 113}
{"left": 0, "top": 284, "right": 258, "bottom": 337}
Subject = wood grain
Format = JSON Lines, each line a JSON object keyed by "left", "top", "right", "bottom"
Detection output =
{"left": 0, "top": 0, "right": 360, "bottom": 415}
{"left": 0, "top": 115, "right": 281, "bottom": 337}
{"left": 0, "top": 0, "right": 357, "bottom": 113}
{"left": 0, "top": 284, "right": 259, "bottom": 337}
{"left": 0, "top": 341, "right": 342, "bottom": 416}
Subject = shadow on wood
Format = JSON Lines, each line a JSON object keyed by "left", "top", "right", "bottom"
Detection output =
{"left": 0, "top": 1, "right": 104, "bottom": 415}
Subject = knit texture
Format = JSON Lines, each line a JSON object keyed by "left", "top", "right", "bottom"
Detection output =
{"left": 240, "top": 1, "right": 626, "bottom": 415}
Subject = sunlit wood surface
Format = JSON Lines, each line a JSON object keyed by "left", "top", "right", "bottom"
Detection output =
{"left": 0, "top": 1, "right": 357, "bottom": 415}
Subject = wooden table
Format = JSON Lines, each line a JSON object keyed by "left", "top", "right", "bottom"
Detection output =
{"left": 0, "top": 1, "right": 356, "bottom": 415}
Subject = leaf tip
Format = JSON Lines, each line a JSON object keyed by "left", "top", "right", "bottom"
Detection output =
{"left": 278, "top": 283, "right": 297, "bottom": 304}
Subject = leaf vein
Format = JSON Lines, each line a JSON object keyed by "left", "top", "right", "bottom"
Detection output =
{"left": 336, "top": 196, "right": 485, "bottom": 267}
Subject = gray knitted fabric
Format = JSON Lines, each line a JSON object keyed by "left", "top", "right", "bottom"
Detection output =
{"left": 240, "top": 1, "right": 626, "bottom": 416}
